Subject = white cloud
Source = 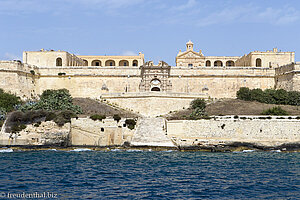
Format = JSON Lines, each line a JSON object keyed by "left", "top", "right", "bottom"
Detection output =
{"left": 4, "top": 53, "right": 21, "bottom": 60}
{"left": 170, "top": 0, "right": 197, "bottom": 11}
{"left": 196, "top": 5, "right": 299, "bottom": 27}
{"left": 121, "top": 50, "right": 137, "bottom": 56}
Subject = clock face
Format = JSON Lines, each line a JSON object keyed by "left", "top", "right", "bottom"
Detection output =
{"left": 151, "top": 79, "right": 160, "bottom": 85}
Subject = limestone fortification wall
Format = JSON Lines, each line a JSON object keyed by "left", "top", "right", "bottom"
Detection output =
{"left": 166, "top": 118, "right": 300, "bottom": 147}
{"left": 0, "top": 61, "right": 36, "bottom": 99}
{"left": 275, "top": 62, "right": 300, "bottom": 91}
{"left": 0, "top": 121, "right": 70, "bottom": 146}
{"left": 70, "top": 118, "right": 135, "bottom": 146}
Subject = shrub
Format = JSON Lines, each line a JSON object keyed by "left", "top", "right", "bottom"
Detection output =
{"left": 90, "top": 114, "right": 106, "bottom": 121}
{"left": 236, "top": 87, "right": 251, "bottom": 101}
{"left": 54, "top": 110, "right": 77, "bottom": 126}
{"left": 0, "top": 89, "right": 21, "bottom": 112}
{"left": 113, "top": 114, "right": 121, "bottom": 122}
{"left": 125, "top": 119, "right": 136, "bottom": 130}
{"left": 234, "top": 115, "right": 239, "bottom": 119}
{"left": 11, "top": 123, "right": 26, "bottom": 133}
{"left": 236, "top": 87, "right": 300, "bottom": 106}
{"left": 20, "top": 89, "right": 82, "bottom": 114}
{"left": 189, "top": 107, "right": 206, "bottom": 120}
{"left": 45, "top": 112, "right": 57, "bottom": 121}
{"left": 261, "top": 106, "right": 288, "bottom": 116}
{"left": 190, "top": 98, "right": 206, "bottom": 110}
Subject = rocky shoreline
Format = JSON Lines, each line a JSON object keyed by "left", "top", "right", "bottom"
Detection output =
{"left": 1, "top": 142, "right": 300, "bottom": 153}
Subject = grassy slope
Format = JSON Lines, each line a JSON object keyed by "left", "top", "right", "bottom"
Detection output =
{"left": 167, "top": 99, "right": 300, "bottom": 120}
{"left": 73, "top": 98, "right": 138, "bottom": 118}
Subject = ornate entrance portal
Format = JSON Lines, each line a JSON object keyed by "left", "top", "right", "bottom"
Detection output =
{"left": 139, "top": 61, "right": 172, "bottom": 92}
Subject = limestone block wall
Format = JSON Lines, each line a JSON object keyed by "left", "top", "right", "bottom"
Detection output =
{"left": 70, "top": 118, "right": 135, "bottom": 146}
{"left": 102, "top": 92, "right": 207, "bottom": 117}
{"left": 235, "top": 51, "right": 294, "bottom": 67}
{"left": 275, "top": 63, "right": 300, "bottom": 91}
{"left": 0, "top": 61, "right": 36, "bottom": 99}
{"left": 34, "top": 67, "right": 142, "bottom": 97}
{"left": 0, "top": 121, "right": 70, "bottom": 146}
{"left": 166, "top": 119, "right": 300, "bottom": 147}
{"left": 169, "top": 67, "right": 275, "bottom": 98}
{"left": 23, "top": 51, "right": 84, "bottom": 67}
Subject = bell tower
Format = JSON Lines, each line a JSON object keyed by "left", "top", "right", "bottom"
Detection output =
{"left": 186, "top": 40, "right": 194, "bottom": 51}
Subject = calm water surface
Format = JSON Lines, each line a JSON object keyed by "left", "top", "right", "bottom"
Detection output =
{"left": 0, "top": 150, "right": 299, "bottom": 199}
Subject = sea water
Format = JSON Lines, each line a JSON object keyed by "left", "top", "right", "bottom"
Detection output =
{"left": 0, "top": 150, "right": 299, "bottom": 199}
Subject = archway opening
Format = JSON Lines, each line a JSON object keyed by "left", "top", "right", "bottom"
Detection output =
{"left": 256, "top": 58, "right": 262, "bottom": 67}
{"left": 119, "top": 60, "right": 129, "bottom": 66}
{"left": 226, "top": 60, "right": 235, "bottom": 66}
{"left": 105, "top": 60, "right": 115, "bottom": 66}
{"left": 206, "top": 60, "right": 211, "bottom": 66}
{"left": 151, "top": 87, "right": 161, "bottom": 91}
{"left": 56, "top": 58, "right": 62, "bottom": 66}
{"left": 83, "top": 60, "right": 88, "bottom": 66}
{"left": 214, "top": 60, "right": 223, "bottom": 67}
{"left": 133, "top": 60, "right": 138, "bottom": 66}
{"left": 92, "top": 60, "right": 101, "bottom": 66}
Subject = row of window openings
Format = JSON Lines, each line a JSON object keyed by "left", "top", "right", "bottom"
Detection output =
{"left": 56, "top": 58, "right": 138, "bottom": 67}
{"left": 187, "top": 59, "right": 262, "bottom": 67}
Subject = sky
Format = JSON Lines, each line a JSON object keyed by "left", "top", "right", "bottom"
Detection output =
{"left": 0, "top": 0, "right": 300, "bottom": 65}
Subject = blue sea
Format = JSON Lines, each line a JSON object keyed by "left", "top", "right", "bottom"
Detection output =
{"left": 0, "top": 149, "right": 299, "bottom": 199}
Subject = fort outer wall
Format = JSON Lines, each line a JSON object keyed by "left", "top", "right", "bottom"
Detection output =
{"left": 166, "top": 118, "right": 300, "bottom": 148}
{"left": 0, "top": 61, "right": 36, "bottom": 100}
{"left": 33, "top": 66, "right": 275, "bottom": 98}
{"left": 275, "top": 62, "right": 300, "bottom": 91}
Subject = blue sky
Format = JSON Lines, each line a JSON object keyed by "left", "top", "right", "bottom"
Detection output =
{"left": 0, "top": 0, "right": 300, "bottom": 65}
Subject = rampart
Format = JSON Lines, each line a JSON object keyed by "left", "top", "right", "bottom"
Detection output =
{"left": 167, "top": 117, "right": 300, "bottom": 148}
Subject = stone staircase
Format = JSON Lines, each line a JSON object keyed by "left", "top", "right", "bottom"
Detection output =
{"left": 130, "top": 117, "right": 176, "bottom": 147}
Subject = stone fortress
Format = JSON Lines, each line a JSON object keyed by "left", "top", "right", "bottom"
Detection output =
{"left": 0, "top": 41, "right": 299, "bottom": 116}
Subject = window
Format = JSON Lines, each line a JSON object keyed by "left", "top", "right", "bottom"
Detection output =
{"left": 188, "top": 64, "right": 193, "bottom": 67}
{"left": 56, "top": 58, "right": 62, "bottom": 66}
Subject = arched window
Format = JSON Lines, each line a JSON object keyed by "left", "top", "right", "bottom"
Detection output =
{"left": 119, "top": 60, "right": 129, "bottom": 66}
{"left": 105, "top": 60, "right": 115, "bottom": 66}
{"left": 56, "top": 58, "right": 62, "bottom": 66}
{"left": 206, "top": 60, "right": 211, "bottom": 66}
{"left": 226, "top": 60, "right": 235, "bottom": 66}
{"left": 91, "top": 60, "right": 101, "bottom": 66}
{"left": 133, "top": 60, "right": 138, "bottom": 66}
{"left": 214, "top": 60, "right": 223, "bottom": 67}
{"left": 256, "top": 58, "right": 262, "bottom": 67}
{"left": 83, "top": 60, "right": 88, "bottom": 66}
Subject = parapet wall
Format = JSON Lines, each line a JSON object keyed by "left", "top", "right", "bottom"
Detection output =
{"left": 166, "top": 118, "right": 300, "bottom": 147}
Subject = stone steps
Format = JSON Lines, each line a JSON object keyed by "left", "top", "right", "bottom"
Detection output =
{"left": 130, "top": 117, "right": 175, "bottom": 147}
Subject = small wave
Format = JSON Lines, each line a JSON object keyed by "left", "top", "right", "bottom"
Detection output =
{"left": 0, "top": 148, "right": 13, "bottom": 153}
{"left": 270, "top": 150, "right": 281, "bottom": 153}
{"left": 126, "top": 149, "right": 143, "bottom": 152}
{"left": 110, "top": 149, "right": 123, "bottom": 152}
{"left": 70, "top": 148, "right": 92, "bottom": 152}
{"left": 47, "top": 149, "right": 57, "bottom": 151}
{"left": 242, "top": 150, "right": 255, "bottom": 153}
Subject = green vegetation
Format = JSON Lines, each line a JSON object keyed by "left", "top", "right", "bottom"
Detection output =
{"left": 189, "top": 98, "right": 208, "bottom": 120}
{"left": 261, "top": 106, "right": 288, "bottom": 116}
{"left": 0, "top": 89, "right": 21, "bottom": 112}
{"left": 125, "top": 119, "right": 136, "bottom": 130}
{"left": 20, "top": 89, "right": 82, "bottom": 114}
{"left": 90, "top": 114, "right": 106, "bottom": 121}
{"left": 113, "top": 114, "right": 121, "bottom": 122}
{"left": 5, "top": 110, "right": 78, "bottom": 132}
{"left": 190, "top": 98, "right": 206, "bottom": 110}
{"left": 237, "top": 87, "right": 300, "bottom": 106}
